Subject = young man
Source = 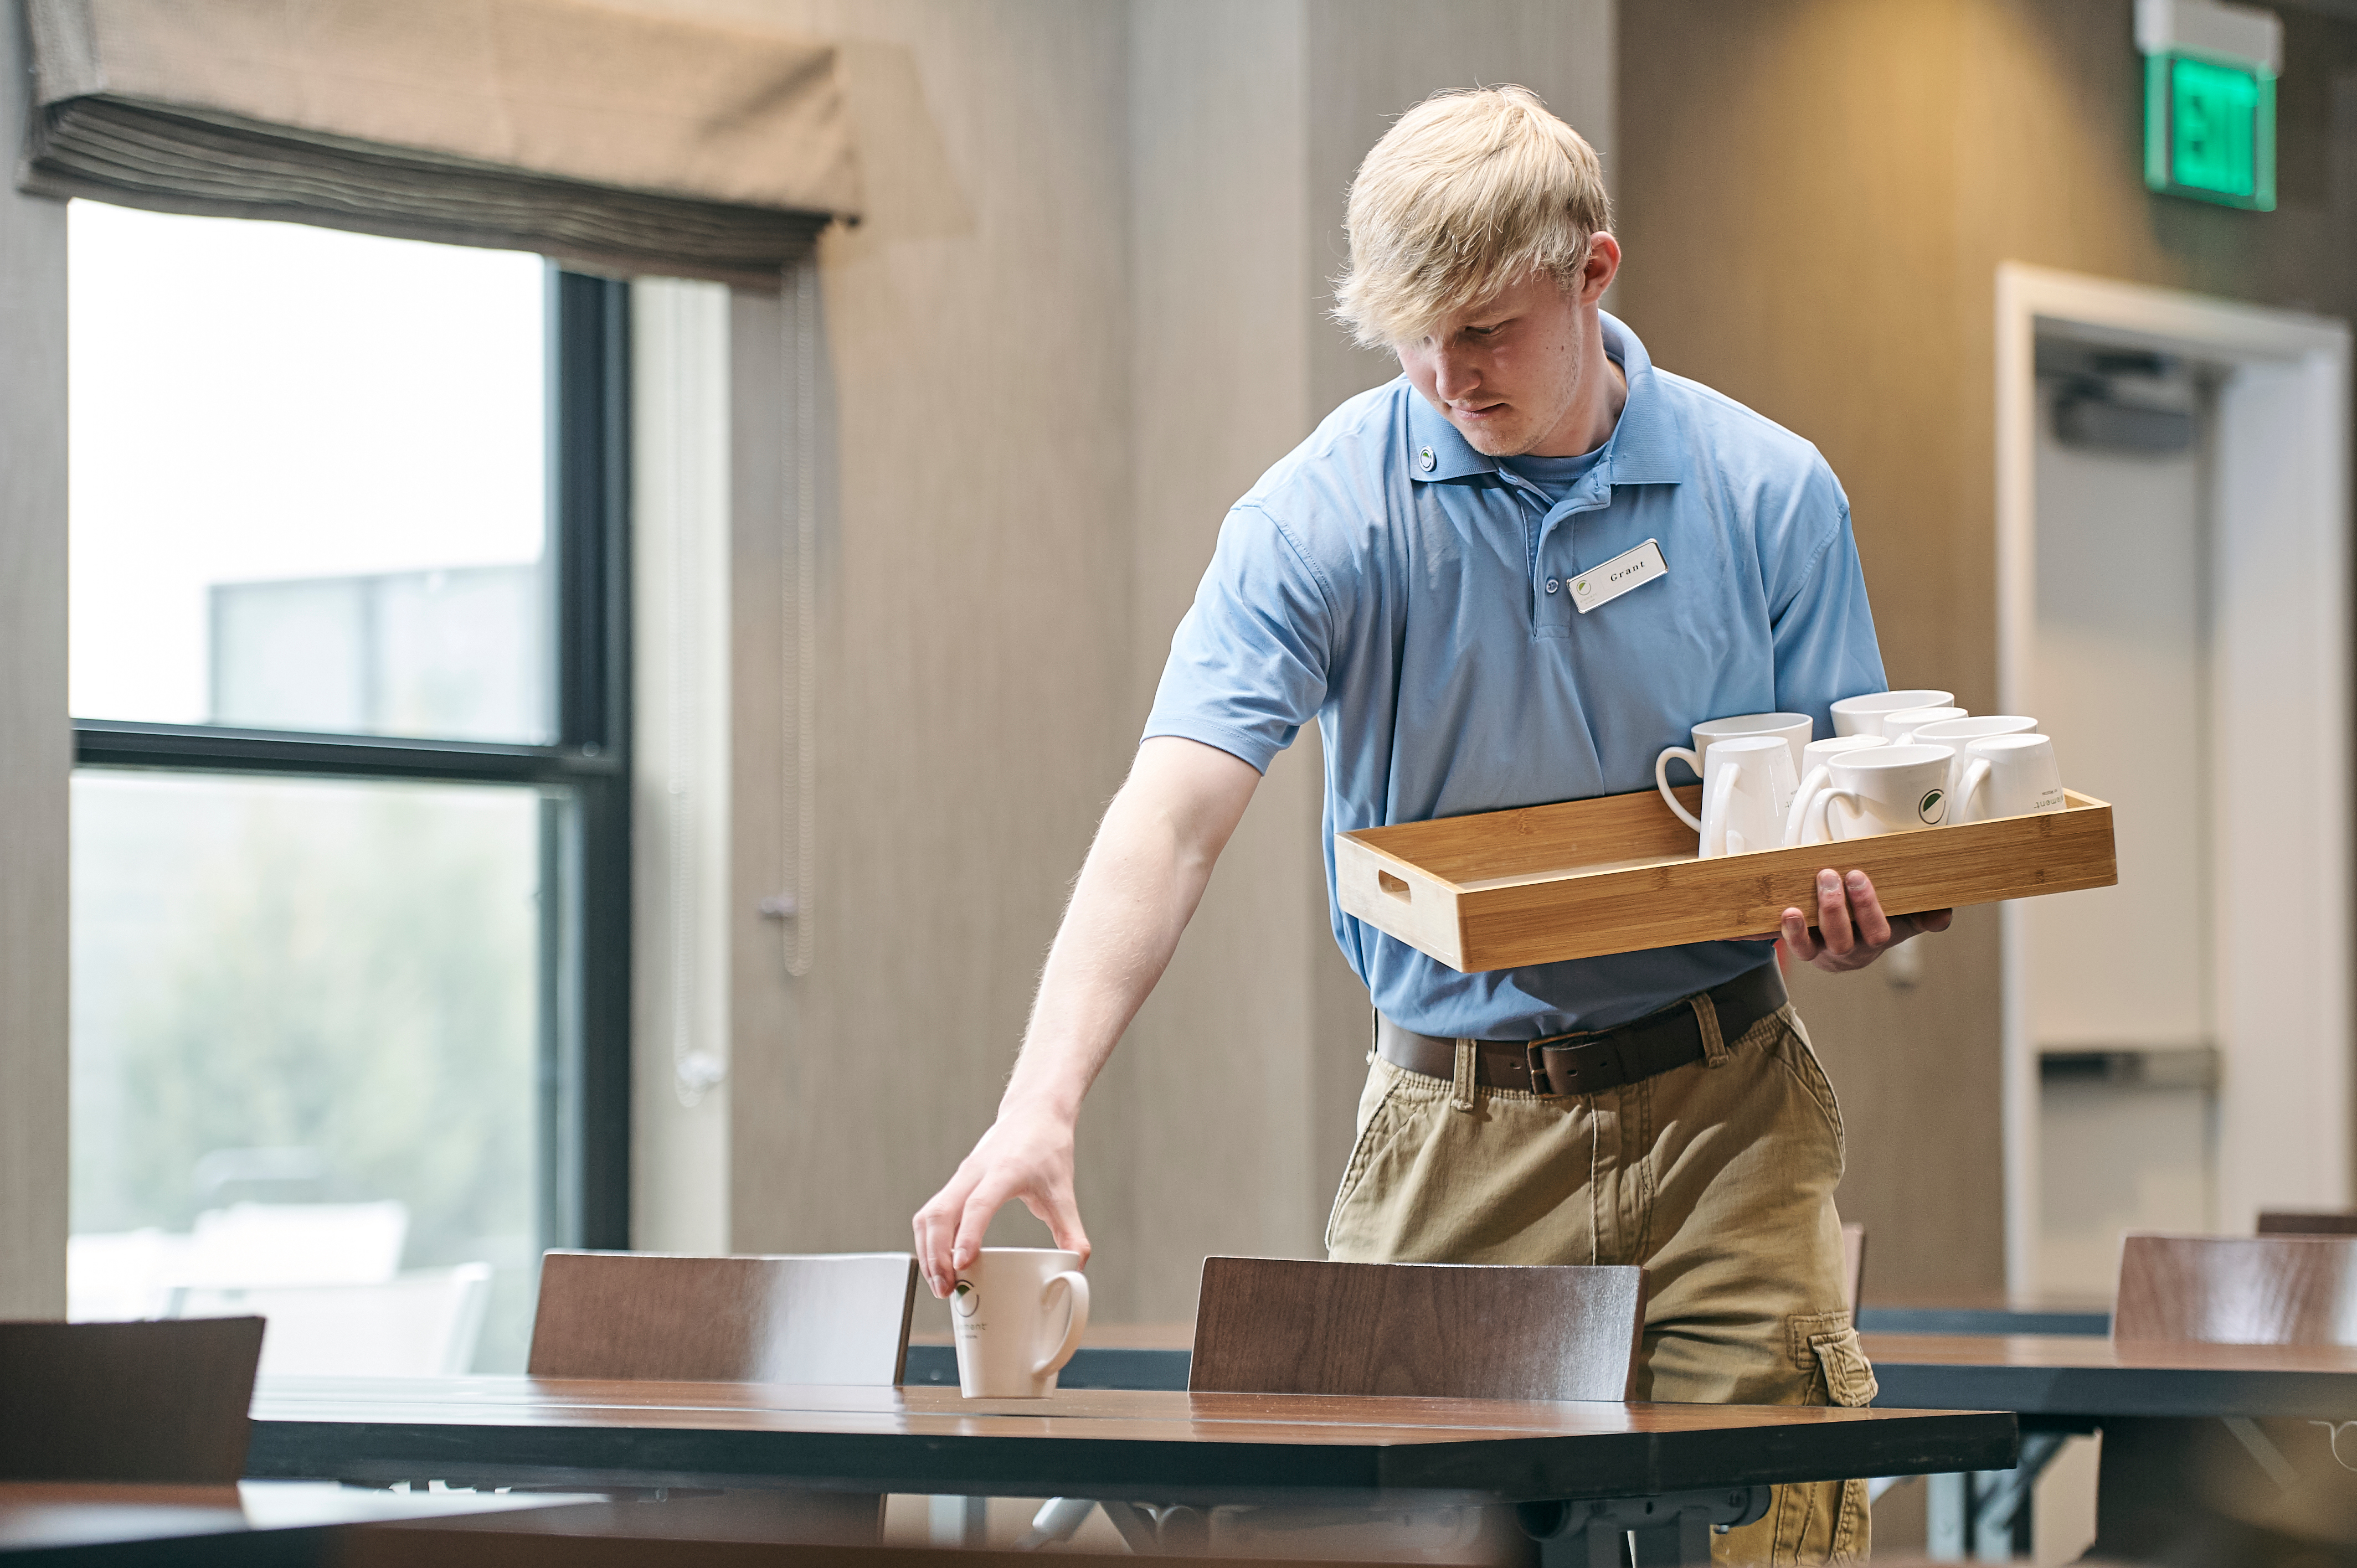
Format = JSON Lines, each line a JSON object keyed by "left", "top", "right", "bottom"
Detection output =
{"left": 914, "top": 86, "right": 1944, "bottom": 1564}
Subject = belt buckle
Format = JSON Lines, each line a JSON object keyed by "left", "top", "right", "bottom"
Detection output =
{"left": 1529, "top": 1037, "right": 1626, "bottom": 1096}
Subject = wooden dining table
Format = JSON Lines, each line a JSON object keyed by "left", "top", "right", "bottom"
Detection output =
{"left": 0, "top": 1479, "right": 596, "bottom": 1566}
{"left": 1862, "top": 1332, "right": 2357, "bottom": 1418}
{"left": 1865, "top": 1333, "right": 2357, "bottom": 1560}
{"left": 244, "top": 1375, "right": 2015, "bottom": 1565}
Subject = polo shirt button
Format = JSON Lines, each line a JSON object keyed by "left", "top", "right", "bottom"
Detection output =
{"left": 1545, "top": 577, "right": 1560, "bottom": 594}
{"left": 1418, "top": 446, "right": 1435, "bottom": 472}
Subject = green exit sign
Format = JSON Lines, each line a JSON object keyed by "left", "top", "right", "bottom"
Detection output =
{"left": 2145, "top": 50, "right": 2276, "bottom": 209}
{"left": 2137, "top": 0, "right": 2280, "bottom": 210}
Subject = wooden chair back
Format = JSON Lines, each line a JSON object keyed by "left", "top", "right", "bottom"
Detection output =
{"left": 1190, "top": 1256, "right": 1645, "bottom": 1401}
{"left": 2114, "top": 1234, "right": 2357, "bottom": 1344}
{"left": 1841, "top": 1222, "right": 1867, "bottom": 1313}
{"left": 527, "top": 1252, "right": 918, "bottom": 1384}
{"left": 0, "top": 1317, "right": 263, "bottom": 1483}
{"left": 2258, "top": 1210, "right": 2357, "bottom": 1237}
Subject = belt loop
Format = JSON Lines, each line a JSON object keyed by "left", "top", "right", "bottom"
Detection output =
{"left": 1693, "top": 992, "right": 1731, "bottom": 1067}
{"left": 1450, "top": 1039, "right": 1478, "bottom": 1112}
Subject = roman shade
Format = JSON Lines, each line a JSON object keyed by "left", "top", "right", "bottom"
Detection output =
{"left": 20, "top": 0, "right": 862, "bottom": 284}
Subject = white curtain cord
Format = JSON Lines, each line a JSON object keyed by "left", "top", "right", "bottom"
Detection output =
{"left": 655, "top": 281, "right": 726, "bottom": 1107}
{"left": 666, "top": 295, "right": 702, "bottom": 1102}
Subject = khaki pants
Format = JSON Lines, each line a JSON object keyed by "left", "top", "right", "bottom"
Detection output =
{"left": 1326, "top": 999, "right": 1879, "bottom": 1566}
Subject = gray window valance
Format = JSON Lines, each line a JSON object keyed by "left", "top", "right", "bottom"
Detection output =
{"left": 21, "top": 0, "right": 862, "bottom": 285}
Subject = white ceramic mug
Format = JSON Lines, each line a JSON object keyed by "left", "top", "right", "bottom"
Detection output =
{"left": 1911, "top": 716, "right": 2037, "bottom": 798}
{"left": 1829, "top": 689, "right": 1957, "bottom": 739}
{"left": 949, "top": 1247, "right": 1090, "bottom": 1398}
{"left": 1654, "top": 713, "right": 1812, "bottom": 832}
{"left": 1952, "top": 734, "right": 2067, "bottom": 824}
{"left": 1784, "top": 735, "right": 1888, "bottom": 846}
{"left": 1880, "top": 706, "right": 1969, "bottom": 747}
{"left": 1800, "top": 744, "right": 1958, "bottom": 842}
{"left": 1696, "top": 735, "right": 1800, "bottom": 858}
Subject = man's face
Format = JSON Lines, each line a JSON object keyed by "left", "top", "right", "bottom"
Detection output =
{"left": 1393, "top": 240, "right": 1618, "bottom": 458}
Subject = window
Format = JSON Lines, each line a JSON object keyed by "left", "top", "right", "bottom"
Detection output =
{"left": 67, "top": 204, "right": 630, "bottom": 1373}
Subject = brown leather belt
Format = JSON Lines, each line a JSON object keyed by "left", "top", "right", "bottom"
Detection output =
{"left": 1376, "top": 963, "right": 1788, "bottom": 1097}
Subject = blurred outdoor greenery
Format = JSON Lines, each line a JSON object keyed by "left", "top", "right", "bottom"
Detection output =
{"left": 70, "top": 771, "right": 544, "bottom": 1369}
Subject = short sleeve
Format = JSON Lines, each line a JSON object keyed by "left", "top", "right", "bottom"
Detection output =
{"left": 1142, "top": 504, "right": 1335, "bottom": 774}
{"left": 1769, "top": 471, "right": 1887, "bottom": 734}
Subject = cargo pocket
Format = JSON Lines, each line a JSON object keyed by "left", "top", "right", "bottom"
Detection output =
{"left": 1807, "top": 1322, "right": 1879, "bottom": 1564}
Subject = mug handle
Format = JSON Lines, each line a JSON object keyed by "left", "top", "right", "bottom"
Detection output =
{"left": 1783, "top": 766, "right": 1831, "bottom": 847}
{"left": 1697, "top": 759, "right": 1742, "bottom": 858}
{"left": 1655, "top": 746, "right": 1705, "bottom": 833}
{"left": 1031, "top": 1270, "right": 1090, "bottom": 1379}
{"left": 1808, "top": 787, "right": 1860, "bottom": 844}
{"left": 1954, "top": 759, "right": 1992, "bottom": 825}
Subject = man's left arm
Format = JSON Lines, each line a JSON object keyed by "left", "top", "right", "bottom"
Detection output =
{"left": 1767, "top": 477, "right": 1952, "bottom": 972}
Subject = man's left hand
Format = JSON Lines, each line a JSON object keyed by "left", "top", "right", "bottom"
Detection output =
{"left": 1779, "top": 868, "right": 1952, "bottom": 972}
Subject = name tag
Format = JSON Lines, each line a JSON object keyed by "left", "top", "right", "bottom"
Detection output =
{"left": 1568, "top": 538, "right": 1668, "bottom": 613}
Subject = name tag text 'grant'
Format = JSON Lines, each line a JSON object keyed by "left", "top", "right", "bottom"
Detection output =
{"left": 1568, "top": 538, "right": 1668, "bottom": 613}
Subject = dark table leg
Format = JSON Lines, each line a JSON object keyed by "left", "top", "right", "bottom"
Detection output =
{"left": 1521, "top": 1487, "right": 1771, "bottom": 1568}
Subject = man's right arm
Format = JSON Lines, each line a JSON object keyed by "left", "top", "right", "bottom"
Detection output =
{"left": 911, "top": 735, "right": 1261, "bottom": 1297}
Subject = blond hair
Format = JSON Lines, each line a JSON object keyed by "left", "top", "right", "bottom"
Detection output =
{"left": 1331, "top": 86, "right": 1612, "bottom": 348}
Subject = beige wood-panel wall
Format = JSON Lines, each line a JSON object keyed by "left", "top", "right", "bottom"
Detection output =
{"left": 1619, "top": 0, "right": 2357, "bottom": 1297}
{"left": 0, "top": 3, "right": 71, "bottom": 1319}
{"left": 621, "top": 0, "right": 1608, "bottom": 1321}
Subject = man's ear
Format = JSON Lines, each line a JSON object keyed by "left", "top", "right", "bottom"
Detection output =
{"left": 1579, "top": 233, "right": 1622, "bottom": 306}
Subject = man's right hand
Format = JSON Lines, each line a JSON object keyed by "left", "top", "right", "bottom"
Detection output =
{"left": 914, "top": 1101, "right": 1088, "bottom": 1298}
{"left": 905, "top": 737, "right": 1263, "bottom": 1299}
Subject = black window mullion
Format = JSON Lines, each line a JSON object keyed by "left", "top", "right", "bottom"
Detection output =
{"left": 549, "top": 269, "right": 633, "bottom": 1250}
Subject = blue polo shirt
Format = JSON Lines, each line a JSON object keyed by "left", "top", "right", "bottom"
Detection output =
{"left": 1142, "top": 313, "right": 1886, "bottom": 1039}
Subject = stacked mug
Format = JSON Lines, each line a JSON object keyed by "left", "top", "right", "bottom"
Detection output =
{"left": 1654, "top": 689, "right": 2068, "bottom": 856}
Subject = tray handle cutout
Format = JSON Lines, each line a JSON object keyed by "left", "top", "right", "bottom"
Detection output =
{"left": 1377, "top": 870, "right": 1412, "bottom": 902}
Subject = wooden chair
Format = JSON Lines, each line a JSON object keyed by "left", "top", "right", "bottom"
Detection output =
{"left": 1044, "top": 1258, "right": 1644, "bottom": 1559}
{"left": 0, "top": 1317, "right": 263, "bottom": 1484}
{"left": 2256, "top": 1209, "right": 2357, "bottom": 1237}
{"left": 2113, "top": 1233, "right": 2357, "bottom": 1344}
{"left": 2097, "top": 1235, "right": 2357, "bottom": 1562}
{"left": 1190, "top": 1255, "right": 1645, "bottom": 1401}
{"left": 527, "top": 1251, "right": 918, "bottom": 1384}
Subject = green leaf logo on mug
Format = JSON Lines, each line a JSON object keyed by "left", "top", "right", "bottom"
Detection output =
{"left": 951, "top": 1280, "right": 981, "bottom": 1318}
{"left": 1918, "top": 788, "right": 1946, "bottom": 824}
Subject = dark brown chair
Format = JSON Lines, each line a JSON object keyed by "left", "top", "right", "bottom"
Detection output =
{"left": 2257, "top": 1210, "right": 2357, "bottom": 1237}
{"left": 527, "top": 1251, "right": 918, "bottom": 1384}
{"left": 1067, "top": 1259, "right": 1645, "bottom": 1558}
{"left": 0, "top": 1317, "right": 263, "bottom": 1483}
{"left": 1191, "top": 1255, "right": 1646, "bottom": 1400}
{"left": 2097, "top": 1236, "right": 2357, "bottom": 1561}
{"left": 2113, "top": 1233, "right": 2357, "bottom": 1344}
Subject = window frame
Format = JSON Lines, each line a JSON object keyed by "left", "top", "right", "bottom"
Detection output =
{"left": 70, "top": 262, "right": 634, "bottom": 1252}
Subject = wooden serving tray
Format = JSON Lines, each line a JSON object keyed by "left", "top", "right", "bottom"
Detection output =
{"left": 1334, "top": 785, "right": 2117, "bottom": 973}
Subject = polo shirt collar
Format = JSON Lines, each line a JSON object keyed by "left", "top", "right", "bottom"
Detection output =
{"left": 1405, "top": 310, "right": 1690, "bottom": 488}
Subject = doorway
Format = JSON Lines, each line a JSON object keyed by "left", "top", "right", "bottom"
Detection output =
{"left": 1995, "top": 263, "right": 2353, "bottom": 1296}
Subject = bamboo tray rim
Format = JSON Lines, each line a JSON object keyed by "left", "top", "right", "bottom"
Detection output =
{"left": 1338, "top": 788, "right": 2113, "bottom": 890}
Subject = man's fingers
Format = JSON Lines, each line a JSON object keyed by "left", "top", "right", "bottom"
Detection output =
{"left": 1844, "top": 870, "right": 1893, "bottom": 948}
{"left": 914, "top": 1178, "right": 977, "bottom": 1298}
{"left": 1916, "top": 907, "right": 1955, "bottom": 934}
{"left": 1813, "top": 869, "right": 1854, "bottom": 955}
{"left": 1778, "top": 905, "right": 1820, "bottom": 960}
{"left": 1021, "top": 1189, "right": 1093, "bottom": 1267}
{"left": 951, "top": 1175, "right": 1018, "bottom": 1277}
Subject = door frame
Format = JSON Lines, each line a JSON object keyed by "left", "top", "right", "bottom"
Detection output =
{"left": 1995, "top": 262, "right": 2353, "bottom": 1293}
